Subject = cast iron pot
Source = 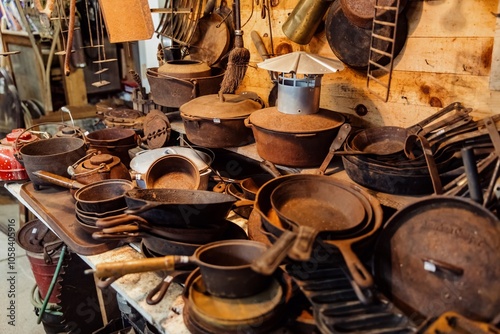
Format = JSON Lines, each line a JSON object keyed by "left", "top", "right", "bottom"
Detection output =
{"left": 180, "top": 93, "right": 264, "bottom": 148}
{"left": 17, "top": 137, "right": 87, "bottom": 190}
{"left": 147, "top": 67, "right": 225, "bottom": 108}
{"left": 245, "top": 108, "right": 346, "bottom": 167}
{"left": 90, "top": 239, "right": 272, "bottom": 298}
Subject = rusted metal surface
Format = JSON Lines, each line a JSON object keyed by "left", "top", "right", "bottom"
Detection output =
{"left": 325, "top": 0, "right": 408, "bottom": 70}
{"left": 144, "top": 154, "right": 201, "bottom": 190}
{"left": 20, "top": 182, "right": 121, "bottom": 255}
{"left": 147, "top": 67, "right": 225, "bottom": 108}
{"left": 373, "top": 196, "right": 500, "bottom": 323}
{"left": 180, "top": 93, "right": 263, "bottom": 148}
{"left": 18, "top": 137, "right": 87, "bottom": 190}
{"left": 247, "top": 107, "right": 345, "bottom": 167}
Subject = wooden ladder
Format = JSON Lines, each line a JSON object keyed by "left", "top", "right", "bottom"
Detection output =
{"left": 366, "top": 0, "right": 401, "bottom": 102}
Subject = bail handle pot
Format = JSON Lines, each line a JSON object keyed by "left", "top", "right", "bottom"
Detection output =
{"left": 90, "top": 239, "right": 272, "bottom": 298}
{"left": 146, "top": 67, "right": 225, "bottom": 108}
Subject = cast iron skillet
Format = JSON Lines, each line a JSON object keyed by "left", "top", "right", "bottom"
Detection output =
{"left": 251, "top": 174, "right": 383, "bottom": 292}
{"left": 372, "top": 196, "right": 500, "bottom": 323}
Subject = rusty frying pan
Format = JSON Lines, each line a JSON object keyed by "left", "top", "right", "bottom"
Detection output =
{"left": 268, "top": 178, "right": 380, "bottom": 289}
{"left": 94, "top": 214, "right": 229, "bottom": 244}
{"left": 188, "top": 0, "right": 230, "bottom": 66}
{"left": 373, "top": 196, "right": 500, "bottom": 323}
{"left": 123, "top": 188, "right": 238, "bottom": 227}
{"left": 349, "top": 102, "right": 469, "bottom": 156}
{"left": 251, "top": 174, "right": 383, "bottom": 291}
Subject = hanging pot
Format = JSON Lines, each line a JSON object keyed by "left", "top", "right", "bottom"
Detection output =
{"left": 180, "top": 92, "right": 264, "bottom": 148}
{"left": 146, "top": 67, "right": 225, "bottom": 108}
{"left": 325, "top": 0, "right": 408, "bottom": 70}
{"left": 245, "top": 107, "right": 345, "bottom": 167}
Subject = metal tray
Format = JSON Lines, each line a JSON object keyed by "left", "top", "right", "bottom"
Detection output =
{"left": 20, "top": 182, "right": 121, "bottom": 255}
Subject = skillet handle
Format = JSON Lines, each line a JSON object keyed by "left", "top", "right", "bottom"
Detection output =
{"left": 287, "top": 226, "right": 319, "bottom": 261}
{"left": 408, "top": 101, "right": 463, "bottom": 133}
{"left": 86, "top": 255, "right": 187, "bottom": 288}
{"left": 96, "top": 213, "right": 149, "bottom": 228}
{"left": 146, "top": 275, "right": 174, "bottom": 305}
{"left": 337, "top": 244, "right": 374, "bottom": 289}
{"left": 251, "top": 230, "right": 296, "bottom": 276}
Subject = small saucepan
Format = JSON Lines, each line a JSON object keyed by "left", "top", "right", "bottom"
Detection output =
{"left": 144, "top": 154, "right": 201, "bottom": 190}
{"left": 87, "top": 239, "right": 272, "bottom": 298}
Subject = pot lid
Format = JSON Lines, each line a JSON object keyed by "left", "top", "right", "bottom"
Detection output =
{"left": 257, "top": 51, "right": 344, "bottom": 74}
{"left": 373, "top": 196, "right": 500, "bottom": 322}
{"left": 248, "top": 107, "right": 345, "bottom": 133}
{"left": 16, "top": 219, "right": 60, "bottom": 253}
{"left": 142, "top": 109, "right": 171, "bottom": 149}
{"left": 180, "top": 93, "right": 264, "bottom": 119}
{"left": 130, "top": 146, "right": 212, "bottom": 174}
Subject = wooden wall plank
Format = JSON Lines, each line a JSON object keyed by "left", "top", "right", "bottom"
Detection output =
{"left": 394, "top": 37, "right": 493, "bottom": 75}
{"left": 239, "top": 0, "right": 500, "bottom": 128}
{"left": 407, "top": 0, "right": 497, "bottom": 38}
{"left": 489, "top": 0, "right": 500, "bottom": 89}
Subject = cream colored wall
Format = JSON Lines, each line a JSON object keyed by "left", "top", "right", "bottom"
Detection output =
{"left": 238, "top": 0, "right": 500, "bottom": 128}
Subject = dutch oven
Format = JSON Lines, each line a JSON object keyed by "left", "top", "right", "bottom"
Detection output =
{"left": 180, "top": 92, "right": 264, "bottom": 148}
{"left": 85, "top": 128, "right": 138, "bottom": 168}
{"left": 245, "top": 107, "right": 345, "bottom": 167}
{"left": 146, "top": 67, "right": 225, "bottom": 108}
{"left": 16, "top": 136, "right": 87, "bottom": 190}
{"left": 130, "top": 146, "right": 214, "bottom": 189}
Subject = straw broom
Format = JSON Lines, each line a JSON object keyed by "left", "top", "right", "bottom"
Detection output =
{"left": 219, "top": 0, "right": 250, "bottom": 94}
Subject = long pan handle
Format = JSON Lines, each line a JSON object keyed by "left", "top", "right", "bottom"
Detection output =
{"left": 96, "top": 213, "right": 149, "bottom": 228}
{"left": 86, "top": 255, "right": 189, "bottom": 289}
{"left": 32, "top": 170, "right": 85, "bottom": 189}
{"left": 407, "top": 101, "right": 463, "bottom": 134}
{"left": 287, "top": 225, "right": 319, "bottom": 261}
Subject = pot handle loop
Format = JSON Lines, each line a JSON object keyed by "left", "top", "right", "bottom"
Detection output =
{"left": 190, "top": 79, "right": 199, "bottom": 99}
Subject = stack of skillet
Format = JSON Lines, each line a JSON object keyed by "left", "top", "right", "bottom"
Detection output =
{"left": 250, "top": 174, "right": 384, "bottom": 301}
{"left": 340, "top": 102, "right": 482, "bottom": 195}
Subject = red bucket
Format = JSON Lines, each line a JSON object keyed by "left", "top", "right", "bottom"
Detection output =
{"left": 16, "top": 219, "right": 64, "bottom": 304}
{"left": 26, "top": 251, "right": 63, "bottom": 304}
